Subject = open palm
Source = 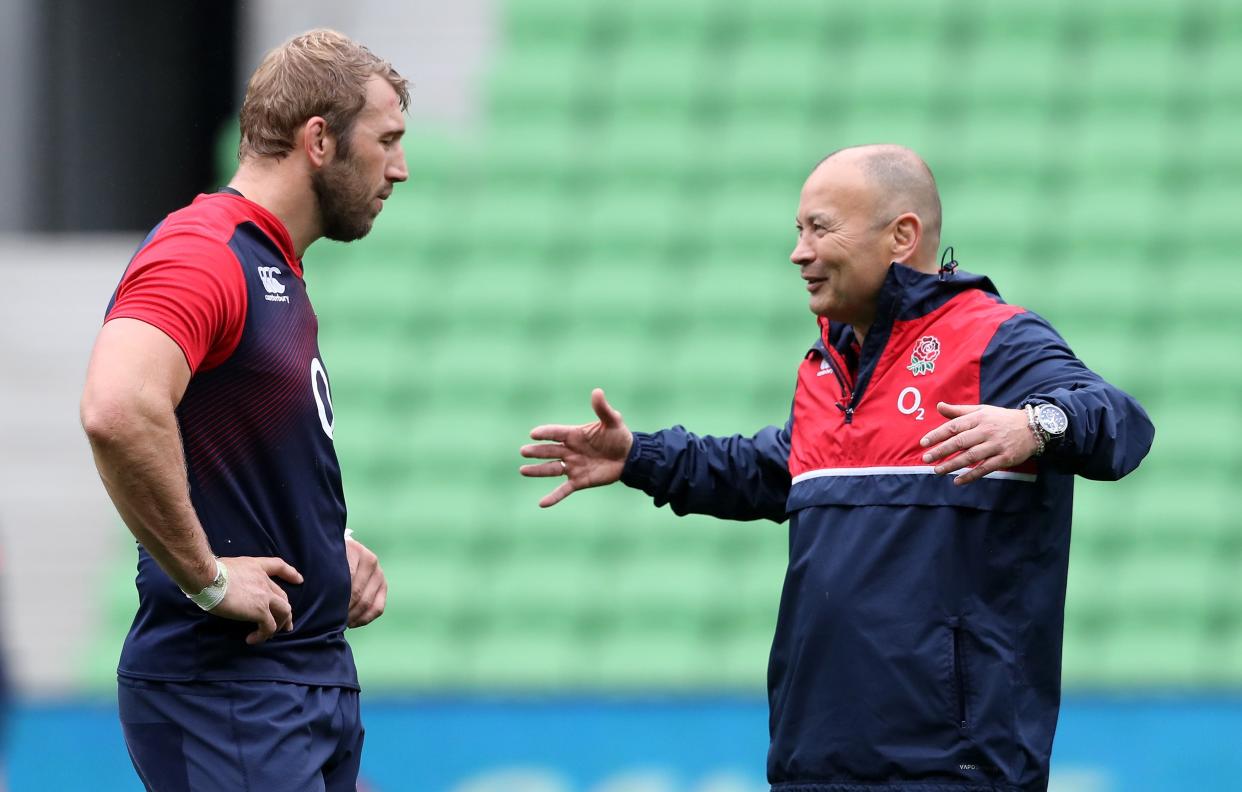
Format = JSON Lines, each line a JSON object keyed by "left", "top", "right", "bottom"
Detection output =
{"left": 519, "top": 388, "right": 634, "bottom": 507}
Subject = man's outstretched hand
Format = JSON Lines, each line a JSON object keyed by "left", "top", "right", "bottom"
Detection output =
{"left": 520, "top": 388, "right": 634, "bottom": 507}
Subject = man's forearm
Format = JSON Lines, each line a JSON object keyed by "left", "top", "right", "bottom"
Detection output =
{"left": 83, "top": 394, "right": 217, "bottom": 593}
{"left": 621, "top": 426, "right": 792, "bottom": 522}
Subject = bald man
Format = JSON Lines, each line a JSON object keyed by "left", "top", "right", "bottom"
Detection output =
{"left": 520, "top": 145, "right": 1154, "bottom": 791}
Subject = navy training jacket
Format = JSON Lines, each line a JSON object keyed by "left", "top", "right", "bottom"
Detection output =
{"left": 620, "top": 264, "right": 1154, "bottom": 792}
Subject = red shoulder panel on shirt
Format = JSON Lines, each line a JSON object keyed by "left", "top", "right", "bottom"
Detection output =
{"left": 105, "top": 193, "right": 300, "bottom": 373}
{"left": 106, "top": 231, "right": 247, "bottom": 373}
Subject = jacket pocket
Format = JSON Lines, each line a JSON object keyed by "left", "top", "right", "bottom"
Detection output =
{"left": 949, "top": 616, "right": 970, "bottom": 731}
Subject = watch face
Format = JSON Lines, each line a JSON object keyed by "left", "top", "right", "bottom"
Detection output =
{"left": 1037, "top": 405, "right": 1069, "bottom": 435}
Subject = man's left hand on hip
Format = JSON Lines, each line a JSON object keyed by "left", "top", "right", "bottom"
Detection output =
{"left": 346, "top": 538, "right": 388, "bottom": 628}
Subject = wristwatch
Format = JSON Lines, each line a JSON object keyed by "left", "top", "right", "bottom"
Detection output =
{"left": 184, "top": 558, "right": 229, "bottom": 611}
{"left": 1025, "top": 402, "right": 1068, "bottom": 457}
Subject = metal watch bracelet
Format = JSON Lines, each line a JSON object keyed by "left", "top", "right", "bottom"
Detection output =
{"left": 1025, "top": 403, "right": 1047, "bottom": 457}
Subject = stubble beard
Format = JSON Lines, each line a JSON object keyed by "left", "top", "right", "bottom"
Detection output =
{"left": 311, "top": 148, "right": 378, "bottom": 243}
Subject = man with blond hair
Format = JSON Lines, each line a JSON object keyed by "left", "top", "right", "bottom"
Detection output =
{"left": 81, "top": 30, "right": 409, "bottom": 790}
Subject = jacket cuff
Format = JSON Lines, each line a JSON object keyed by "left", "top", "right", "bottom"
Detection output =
{"left": 620, "top": 431, "right": 661, "bottom": 489}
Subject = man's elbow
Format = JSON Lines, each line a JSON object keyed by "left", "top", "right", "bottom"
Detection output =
{"left": 1120, "top": 413, "right": 1157, "bottom": 479}
{"left": 80, "top": 390, "right": 129, "bottom": 448}
{"left": 1078, "top": 415, "right": 1155, "bottom": 482}
{"left": 81, "top": 386, "right": 165, "bottom": 448}
{"left": 1114, "top": 401, "right": 1156, "bottom": 479}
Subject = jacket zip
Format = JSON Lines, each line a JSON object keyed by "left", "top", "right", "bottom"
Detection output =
{"left": 822, "top": 283, "right": 900, "bottom": 426}
{"left": 825, "top": 346, "right": 856, "bottom": 425}
{"left": 952, "top": 623, "right": 968, "bottom": 729}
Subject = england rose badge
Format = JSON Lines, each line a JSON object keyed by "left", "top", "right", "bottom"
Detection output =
{"left": 907, "top": 335, "right": 940, "bottom": 376}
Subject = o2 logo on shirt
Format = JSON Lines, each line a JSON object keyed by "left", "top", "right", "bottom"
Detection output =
{"left": 310, "top": 357, "right": 335, "bottom": 439}
{"left": 897, "top": 386, "right": 925, "bottom": 420}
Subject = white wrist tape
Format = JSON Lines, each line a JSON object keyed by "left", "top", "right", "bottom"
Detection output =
{"left": 185, "top": 558, "right": 229, "bottom": 611}
{"left": 344, "top": 527, "right": 355, "bottom": 542}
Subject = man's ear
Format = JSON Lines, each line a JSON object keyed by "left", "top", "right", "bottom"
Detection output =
{"left": 890, "top": 212, "right": 923, "bottom": 264}
{"left": 300, "top": 116, "right": 334, "bottom": 168}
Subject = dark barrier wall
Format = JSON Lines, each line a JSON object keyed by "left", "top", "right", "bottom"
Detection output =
{"left": 31, "top": 0, "right": 238, "bottom": 231}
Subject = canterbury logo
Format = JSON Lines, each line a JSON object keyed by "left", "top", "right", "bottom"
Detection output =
{"left": 258, "top": 266, "right": 290, "bottom": 303}
{"left": 258, "top": 266, "right": 285, "bottom": 294}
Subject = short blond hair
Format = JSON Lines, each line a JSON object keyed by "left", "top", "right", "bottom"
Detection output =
{"left": 238, "top": 29, "right": 410, "bottom": 161}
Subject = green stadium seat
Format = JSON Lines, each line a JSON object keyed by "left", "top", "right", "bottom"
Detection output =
{"left": 502, "top": 0, "right": 599, "bottom": 43}
{"left": 1095, "top": 614, "right": 1212, "bottom": 686}
{"left": 614, "top": 0, "right": 720, "bottom": 46}
{"left": 607, "top": 47, "right": 712, "bottom": 120}
{"left": 486, "top": 50, "right": 586, "bottom": 119}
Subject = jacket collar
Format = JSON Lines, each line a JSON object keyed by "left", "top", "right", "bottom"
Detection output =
{"left": 818, "top": 263, "right": 1003, "bottom": 352}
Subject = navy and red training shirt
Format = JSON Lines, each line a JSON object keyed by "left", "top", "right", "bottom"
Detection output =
{"left": 106, "top": 190, "right": 356, "bottom": 688}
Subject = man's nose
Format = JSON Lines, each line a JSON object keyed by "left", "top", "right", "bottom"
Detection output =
{"left": 790, "top": 235, "right": 813, "bottom": 265}
{"left": 388, "top": 147, "right": 409, "bottom": 183}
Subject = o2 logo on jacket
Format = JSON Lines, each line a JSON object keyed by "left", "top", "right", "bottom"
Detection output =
{"left": 898, "top": 386, "right": 925, "bottom": 420}
{"left": 310, "top": 357, "right": 334, "bottom": 439}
